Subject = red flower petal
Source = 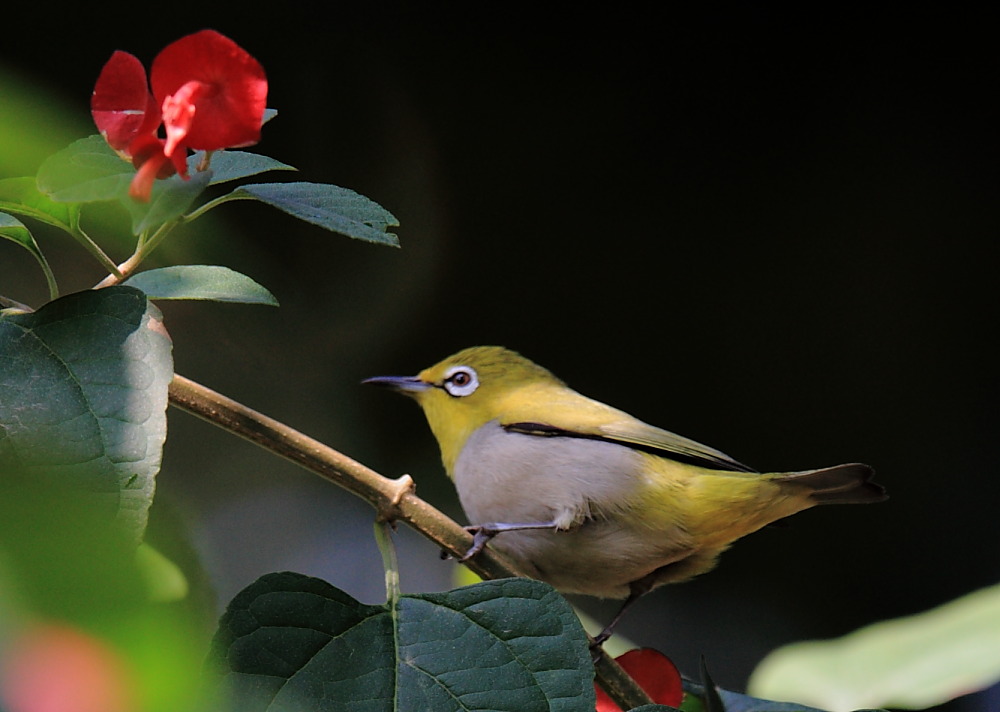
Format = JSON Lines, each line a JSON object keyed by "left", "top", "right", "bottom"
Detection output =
{"left": 161, "top": 80, "right": 205, "bottom": 156}
{"left": 0, "top": 624, "right": 134, "bottom": 712}
{"left": 595, "top": 648, "right": 684, "bottom": 711}
{"left": 126, "top": 135, "right": 184, "bottom": 202}
{"left": 149, "top": 30, "right": 267, "bottom": 151}
{"left": 91, "top": 51, "right": 160, "bottom": 151}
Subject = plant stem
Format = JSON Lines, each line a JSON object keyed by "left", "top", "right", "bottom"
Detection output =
{"left": 33, "top": 252, "right": 59, "bottom": 301}
{"left": 183, "top": 192, "right": 250, "bottom": 222}
{"left": 166, "top": 373, "right": 654, "bottom": 710}
{"left": 374, "top": 520, "right": 402, "bottom": 605}
{"left": 0, "top": 294, "right": 34, "bottom": 312}
{"left": 72, "top": 226, "right": 124, "bottom": 279}
{"left": 166, "top": 373, "right": 510, "bottom": 577}
{"left": 95, "top": 221, "right": 179, "bottom": 287}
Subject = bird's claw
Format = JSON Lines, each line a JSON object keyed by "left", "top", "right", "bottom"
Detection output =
{"left": 589, "top": 630, "right": 611, "bottom": 652}
{"left": 459, "top": 525, "right": 497, "bottom": 561}
{"left": 439, "top": 525, "right": 499, "bottom": 561}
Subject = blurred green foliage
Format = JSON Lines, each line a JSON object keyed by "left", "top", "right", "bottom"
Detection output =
{"left": 750, "top": 583, "right": 1000, "bottom": 711}
{"left": 0, "top": 65, "right": 90, "bottom": 177}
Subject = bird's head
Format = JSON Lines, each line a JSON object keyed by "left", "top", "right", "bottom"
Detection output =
{"left": 364, "top": 346, "right": 563, "bottom": 472}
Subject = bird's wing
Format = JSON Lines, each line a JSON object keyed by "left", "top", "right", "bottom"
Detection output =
{"left": 499, "top": 385, "right": 757, "bottom": 473}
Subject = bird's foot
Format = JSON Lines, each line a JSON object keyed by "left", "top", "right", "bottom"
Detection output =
{"left": 438, "top": 525, "right": 501, "bottom": 561}
{"left": 442, "top": 521, "right": 561, "bottom": 561}
{"left": 590, "top": 628, "right": 613, "bottom": 648}
{"left": 460, "top": 525, "right": 500, "bottom": 561}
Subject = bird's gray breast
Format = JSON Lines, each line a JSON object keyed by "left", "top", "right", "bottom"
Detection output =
{"left": 451, "top": 420, "right": 691, "bottom": 597}
{"left": 453, "top": 419, "right": 644, "bottom": 528}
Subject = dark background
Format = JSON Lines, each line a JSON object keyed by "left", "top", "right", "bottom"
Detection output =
{"left": 3, "top": 7, "right": 997, "bottom": 710}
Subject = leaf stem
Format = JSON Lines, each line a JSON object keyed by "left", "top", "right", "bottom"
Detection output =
{"left": 71, "top": 226, "right": 124, "bottom": 279}
{"left": 0, "top": 294, "right": 34, "bottom": 312}
{"left": 374, "top": 520, "right": 402, "bottom": 605}
{"left": 134, "top": 220, "right": 178, "bottom": 263}
{"left": 32, "top": 250, "right": 59, "bottom": 301}
{"left": 94, "top": 220, "right": 180, "bottom": 287}
{"left": 166, "top": 373, "right": 654, "bottom": 710}
{"left": 183, "top": 192, "right": 250, "bottom": 222}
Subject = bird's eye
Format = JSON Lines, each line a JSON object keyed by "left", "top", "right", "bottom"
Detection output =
{"left": 442, "top": 366, "right": 479, "bottom": 397}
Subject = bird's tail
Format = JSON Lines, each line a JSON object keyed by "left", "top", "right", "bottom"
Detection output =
{"left": 774, "top": 463, "right": 887, "bottom": 504}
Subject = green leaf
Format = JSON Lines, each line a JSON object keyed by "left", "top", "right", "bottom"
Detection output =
{"left": 36, "top": 135, "right": 134, "bottom": 203}
{"left": 121, "top": 170, "right": 214, "bottom": 235}
{"left": 34, "top": 136, "right": 217, "bottom": 233}
{"left": 1, "top": 211, "right": 45, "bottom": 260}
{"left": 0, "top": 212, "right": 58, "bottom": 300}
{"left": 135, "top": 542, "right": 189, "bottom": 603}
{"left": 208, "top": 573, "right": 594, "bottom": 712}
{"left": 1, "top": 175, "right": 126, "bottom": 278}
{"left": 0, "top": 286, "right": 173, "bottom": 546}
{"left": 125, "top": 265, "right": 278, "bottom": 306}
{"left": 749, "top": 581, "right": 1000, "bottom": 711}
{"left": 0, "top": 176, "right": 82, "bottom": 233}
{"left": 222, "top": 181, "right": 400, "bottom": 246}
{"left": 188, "top": 150, "right": 296, "bottom": 185}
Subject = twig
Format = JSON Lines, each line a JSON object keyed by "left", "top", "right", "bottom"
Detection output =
{"left": 167, "top": 373, "right": 654, "bottom": 710}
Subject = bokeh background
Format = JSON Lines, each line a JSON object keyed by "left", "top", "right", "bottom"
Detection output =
{"left": 2, "top": 7, "right": 997, "bottom": 710}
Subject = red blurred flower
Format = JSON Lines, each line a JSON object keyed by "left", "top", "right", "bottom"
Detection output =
{"left": 0, "top": 624, "right": 134, "bottom": 712}
{"left": 595, "top": 648, "right": 684, "bottom": 711}
{"left": 91, "top": 30, "right": 267, "bottom": 202}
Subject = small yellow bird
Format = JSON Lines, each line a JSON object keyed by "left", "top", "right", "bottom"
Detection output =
{"left": 365, "top": 346, "right": 886, "bottom": 641}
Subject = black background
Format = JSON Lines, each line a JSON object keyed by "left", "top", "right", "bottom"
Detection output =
{"left": 3, "top": 7, "right": 998, "bottom": 710}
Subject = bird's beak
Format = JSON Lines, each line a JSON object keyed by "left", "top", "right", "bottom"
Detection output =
{"left": 361, "top": 375, "right": 433, "bottom": 395}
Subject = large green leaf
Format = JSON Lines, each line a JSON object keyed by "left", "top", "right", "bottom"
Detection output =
{"left": 0, "top": 176, "right": 82, "bottom": 233}
{"left": 219, "top": 181, "right": 400, "bottom": 246}
{"left": 125, "top": 265, "right": 278, "bottom": 306}
{"left": 748, "top": 582, "right": 1000, "bottom": 711}
{"left": 208, "top": 572, "right": 594, "bottom": 712}
{"left": 0, "top": 175, "right": 127, "bottom": 278}
{"left": 36, "top": 135, "right": 134, "bottom": 203}
{"left": 34, "top": 136, "right": 215, "bottom": 234}
{"left": 0, "top": 286, "right": 173, "bottom": 545}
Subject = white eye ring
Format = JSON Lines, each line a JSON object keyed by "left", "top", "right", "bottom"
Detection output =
{"left": 442, "top": 366, "right": 479, "bottom": 397}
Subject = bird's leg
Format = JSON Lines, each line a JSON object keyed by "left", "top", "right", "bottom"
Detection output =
{"left": 460, "top": 521, "right": 560, "bottom": 561}
{"left": 591, "top": 578, "right": 655, "bottom": 648}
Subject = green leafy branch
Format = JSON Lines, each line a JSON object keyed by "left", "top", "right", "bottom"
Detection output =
{"left": 1, "top": 135, "right": 398, "bottom": 301}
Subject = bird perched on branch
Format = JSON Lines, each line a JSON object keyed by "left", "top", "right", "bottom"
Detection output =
{"left": 365, "top": 346, "right": 886, "bottom": 643}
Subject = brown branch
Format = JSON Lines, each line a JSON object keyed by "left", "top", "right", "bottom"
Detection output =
{"left": 167, "top": 372, "right": 654, "bottom": 710}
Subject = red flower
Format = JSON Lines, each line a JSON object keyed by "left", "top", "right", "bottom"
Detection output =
{"left": 91, "top": 30, "right": 267, "bottom": 202}
{"left": 0, "top": 624, "right": 134, "bottom": 712}
{"left": 595, "top": 648, "right": 684, "bottom": 711}
{"left": 91, "top": 50, "right": 161, "bottom": 152}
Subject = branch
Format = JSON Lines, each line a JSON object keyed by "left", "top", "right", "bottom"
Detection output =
{"left": 167, "top": 373, "right": 654, "bottom": 710}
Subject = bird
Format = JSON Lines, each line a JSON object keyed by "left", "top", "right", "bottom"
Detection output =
{"left": 364, "top": 345, "right": 887, "bottom": 643}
